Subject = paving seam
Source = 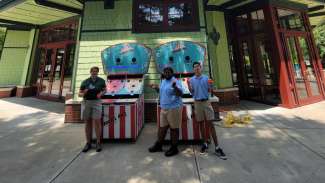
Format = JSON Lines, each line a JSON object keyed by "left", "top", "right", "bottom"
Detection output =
{"left": 47, "top": 150, "right": 82, "bottom": 183}
{"left": 193, "top": 145, "right": 202, "bottom": 183}
{"left": 241, "top": 104, "right": 325, "bottom": 161}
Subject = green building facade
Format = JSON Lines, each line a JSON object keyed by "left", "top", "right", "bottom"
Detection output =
{"left": 0, "top": 0, "right": 325, "bottom": 116}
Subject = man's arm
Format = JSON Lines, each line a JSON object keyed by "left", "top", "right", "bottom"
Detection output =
{"left": 97, "top": 82, "right": 107, "bottom": 99}
{"left": 172, "top": 80, "right": 183, "bottom": 96}
{"left": 78, "top": 81, "right": 88, "bottom": 97}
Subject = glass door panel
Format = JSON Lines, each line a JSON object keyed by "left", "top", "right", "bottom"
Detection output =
{"left": 61, "top": 45, "right": 75, "bottom": 97}
{"left": 298, "top": 37, "right": 321, "bottom": 96}
{"left": 286, "top": 37, "right": 308, "bottom": 99}
{"left": 51, "top": 48, "right": 64, "bottom": 96}
{"left": 241, "top": 40, "right": 260, "bottom": 99}
{"left": 256, "top": 38, "right": 280, "bottom": 104}
{"left": 40, "top": 49, "right": 53, "bottom": 95}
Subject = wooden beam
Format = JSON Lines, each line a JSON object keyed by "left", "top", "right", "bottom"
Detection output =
{"left": 219, "top": 0, "right": 245, "bottom": 9}
{"left": 308, "top": 5, "right": 324, "bottom": 12}
{"left": 0, "top": 18, "right": 36, "bottom": 28}
{"left": 309, "top": 11, "right": 325, "bottom": 17}
{"left": 205, "top": 5, "right": 227, "bottom": 12}
{"left": 34, "top": 0, "right": 81, "bottom": 14}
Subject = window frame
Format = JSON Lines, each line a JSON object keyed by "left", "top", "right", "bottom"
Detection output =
{"left": 0, "top": 27, "right": 7, "bottom": 61}
{"left": 132, "top": 0, "right": 200, "bottom": 33}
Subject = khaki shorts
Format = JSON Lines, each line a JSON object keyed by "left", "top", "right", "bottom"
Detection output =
{"left": 194, "top": 101, "right": 215, "bottom": 122}
{"left": 160, "top": 107, "right": 182, "bottom": 129}
{"left": 82, "top": 100, "right": 102, "bottom": 120}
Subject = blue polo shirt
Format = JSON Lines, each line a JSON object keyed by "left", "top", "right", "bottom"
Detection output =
{"left": 160, "top": 77, "right": 183, "bottom": 109}
{"left": 189, "top": 75, "right": 210, "bottom": 100}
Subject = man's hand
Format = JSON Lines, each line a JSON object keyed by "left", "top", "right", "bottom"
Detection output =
{"left": 78, "top": 89, "right": 88, "bottom": 97}
{"left": 172, "top": 80, "right": 177, "bottom": 88}
{"left": 149, "top": 84, "right": 159, "bottom": 89}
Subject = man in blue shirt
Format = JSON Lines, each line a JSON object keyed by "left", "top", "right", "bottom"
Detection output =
{"left": 188, "top": 62, "right": 226, "bottom": 160}
{"left": 148, "top": 66, "right": 183, "bottom": 157}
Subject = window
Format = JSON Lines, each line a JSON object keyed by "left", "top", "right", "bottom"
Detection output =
{"left": 0, "top": 27, "right": 6, "bottom": 59}
{"left": 133, "top": 0, "right": 200, "bottom": 33}
{"left": 251, "top": 10, "right": 265, "bottom": 32}
{"left": 277, "top": 8, "right": 305, "bottom": 31}
{"left": 39, "top": 22, "right": 78, "bottom": 44}
{"left": 236, "top": 14, "right": 249, "bottom": 34}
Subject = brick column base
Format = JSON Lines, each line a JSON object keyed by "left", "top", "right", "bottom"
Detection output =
{"left": 0, "top": 86, "right": 17, "bottom": 98}
{"left": 16, "top": 85, "right": 37, "bottom": 97}
{"left": 212, "top": 88, "right": 239, "bottom": 105}
{"left": 65, "top": 100, "right": 83, "bottom": 123}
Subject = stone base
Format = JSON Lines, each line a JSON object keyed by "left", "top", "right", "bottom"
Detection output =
{"left": 65, "top": 100, "right": 83, "bottom": 123}
{"left": 16, "top": 85, "right": 37, "bottom": 97}
{"left": 212, "top": 87, "right": 239, "bottom": 105}
{"left": 0, "top": 86, "right": 17, "bottom": 98}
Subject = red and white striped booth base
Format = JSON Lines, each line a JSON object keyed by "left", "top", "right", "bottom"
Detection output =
{"left": 158, "top": 104, "right": 201, "bottom": 140}
{"left": 157, "top": 98, "right": 219, "bottom": 141}
{"left": 92, "top": 96, "right": 144, "bottom": 141}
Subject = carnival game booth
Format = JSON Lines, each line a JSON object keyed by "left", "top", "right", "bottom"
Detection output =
{"left": 155, "top": 41, "right": 219, "bottom": 141}
{"left": 96, "top": 43, "right": 151, "bottom": 141}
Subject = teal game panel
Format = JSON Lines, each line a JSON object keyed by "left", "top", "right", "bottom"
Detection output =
{"left": 101, "top": 43, "right": 152, "bottom": 75}
{"left": 154, "top": 41, "right": 206, "bottom": 74}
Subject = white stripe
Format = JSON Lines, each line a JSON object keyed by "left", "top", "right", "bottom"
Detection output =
{"left": 114, "top": 106, "right": 120, "bottom": 139}
{"left": 125, "top": 105, "right": 131, "bottom": 138}
{"left": 186, "top": 105, "right": 194, "bottom": 140}
{"left": 103, "top": 105, "right": 109, "bottom": 139}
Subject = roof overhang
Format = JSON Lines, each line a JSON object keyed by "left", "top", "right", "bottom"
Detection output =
{"left": 0, "top": 0, "right": 83, "bottom": 27}
{"left": 207, "top": 0, "right": 325, "bottom": 26}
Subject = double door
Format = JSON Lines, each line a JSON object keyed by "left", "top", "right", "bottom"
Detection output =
{"left": 238, "top": 35, "right": 280, "bottom": 105}
{"left": 37, "top": 45, "right": 75, "bottom": 100}
{"left": 283, "top": 34, "right": 325, "bottom": 105}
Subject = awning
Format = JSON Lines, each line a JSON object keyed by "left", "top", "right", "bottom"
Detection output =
{"left": 0, "top": 0, "right": 82, "bottom": 26}
{"left": 207, "top": 0, "right": 325, "bottom": 26}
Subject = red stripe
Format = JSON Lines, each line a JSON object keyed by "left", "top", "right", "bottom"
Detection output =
{"left": 109, "top": 106, "right": 115, "bottom": 139}
{"left": 120, "top": 106, "right": 126, "bottom": 139}
{"left": 131, "top": 104, "right": 136, "bottom": 139}
{"left": 181, "top": 106, "right": 188, "bottom": 140}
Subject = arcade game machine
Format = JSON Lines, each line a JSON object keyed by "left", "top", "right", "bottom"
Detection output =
{"left": 154, "top": 40, "right": 219, "bottom": 141}
{"left": 97, "top": 43, "right": 151, "bottom": 141}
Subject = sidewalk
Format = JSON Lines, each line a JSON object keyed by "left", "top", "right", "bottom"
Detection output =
{"left": 0, "top": 97, "right": 324, "bottom": 183}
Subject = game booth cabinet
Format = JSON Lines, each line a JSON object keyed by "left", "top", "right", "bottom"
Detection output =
{"left": 95, "top": 43, "right": 151, "bottom": 141}
{"left": 154, "top": 40, "right": 219, "bottom": 141}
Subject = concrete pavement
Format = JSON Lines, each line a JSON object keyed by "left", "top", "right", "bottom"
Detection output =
{"left": 0, "top": 97, "right": 325, "bottom": 183}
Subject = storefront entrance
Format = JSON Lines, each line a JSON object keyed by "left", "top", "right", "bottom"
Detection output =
{"left": 36, "top": 19, "right": 77, "bottom": 101}
{"left": 37, "top": 45, "right": 75, "bottom": 100}
{"left": 226, "top": 3, "right": 325, "bottom": 108}
{"left": 283, "top": 34, "right": 324, "bottom": 105}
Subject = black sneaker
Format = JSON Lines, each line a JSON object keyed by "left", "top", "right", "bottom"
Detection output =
{"left": 215, "top": 148, "right": 227, "bottom": 160}
{"left": 165, "top": 146, "right": 179, "bottom": 157}
{"left": 96, "top": 143, "right": 102, "bottom": 152}
{"left": 200, "top": 143, "right": 208, "bottom": 153}
{"left": 82, "top": 143, "right": 91, "bottom": 153}
{"left": 148, "top": 142, "right": 163, "bottom": 153}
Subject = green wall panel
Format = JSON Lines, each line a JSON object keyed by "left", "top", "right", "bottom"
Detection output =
{"left": 75, "top": 0, "right": 210, "bottom": 99}
{"left": 0, "top": 30, "right": 32, "bottom": 86}
{"left": 206, "top": 11, "right": 233, "bottom": 88}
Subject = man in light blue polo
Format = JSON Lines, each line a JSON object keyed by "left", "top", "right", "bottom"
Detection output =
{"left": 148, "top": 66, "right": 183, "bottom": 157}
{"left": 188, "top": 62, "right": 227, "bottom": 160}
